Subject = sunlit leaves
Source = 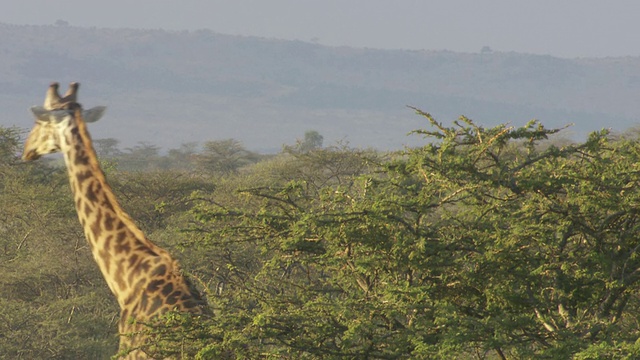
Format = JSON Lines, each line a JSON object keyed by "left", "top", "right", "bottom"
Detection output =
{"left": 4, "top": 112, "right": 640, "bottom": 358}
{"left": 180, "top": 111, "right": 640, "bottom": 358}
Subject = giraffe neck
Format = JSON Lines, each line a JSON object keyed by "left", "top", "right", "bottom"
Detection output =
{"left": 59, "top": 113, "right": 166, "bottom": 307}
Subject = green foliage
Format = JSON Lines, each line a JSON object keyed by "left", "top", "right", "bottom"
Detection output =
{"left": 0, "top": 127, "right": 118, "bottom": 359}
{"left": 287, "top": 130, "right": 325, "bottom": 153}
{"left": 197, "top": 139, "right": 261, "bottom": 174}
{"left": 5, "top": 111, "right": 640, "bottom": 359}
{"left": 0, "top": 126, "right": 22, "bottom": 165}
{"left": 166, "top": 110, "right": 640, "bottom": 359}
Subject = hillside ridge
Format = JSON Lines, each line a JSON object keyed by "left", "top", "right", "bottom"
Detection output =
{"left": 1, "top": 23, "right": 638, "bottom": 151}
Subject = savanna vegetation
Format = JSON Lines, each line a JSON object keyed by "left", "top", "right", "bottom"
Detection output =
{"left": 2, "top": 111, "right": 640, "bottom": 359}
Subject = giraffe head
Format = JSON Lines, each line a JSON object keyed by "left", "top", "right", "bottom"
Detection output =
{"left": 23, "top": 82, "right": 106, "bottom": 161}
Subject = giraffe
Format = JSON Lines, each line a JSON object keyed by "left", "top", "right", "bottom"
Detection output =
{"left": 22, "top": 82, "right": 209, "bottom": 359}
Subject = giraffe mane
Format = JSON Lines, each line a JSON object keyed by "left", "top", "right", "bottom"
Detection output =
{"left": 72, "top": 107, "right": 150, "bottom": 244}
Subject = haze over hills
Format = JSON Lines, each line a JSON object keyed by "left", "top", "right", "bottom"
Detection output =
{"left": 1, "top": 23, "right": 639, "bottom": 152}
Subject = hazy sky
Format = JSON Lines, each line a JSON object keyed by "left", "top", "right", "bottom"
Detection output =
{"left": 3, "top": 0, "right": 640, "bottom": 58}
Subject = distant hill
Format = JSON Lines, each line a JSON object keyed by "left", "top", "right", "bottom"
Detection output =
{"left": 1, "top": 23, "right": 639, "bottom": 152}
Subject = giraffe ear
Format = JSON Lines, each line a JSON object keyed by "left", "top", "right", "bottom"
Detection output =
{"left": 30, "top": 106, "right": 48, "bottom": 122}
{"left": 30, "top": 106, "right": 107, "bottom": 123}
{"left": 82, "top": 106, "right": 106, "bottom": 123}
{"left": 30, "top": 106, "right": 72, "bottom": 123}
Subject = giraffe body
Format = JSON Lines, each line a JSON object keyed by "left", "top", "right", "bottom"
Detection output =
{"left": 23, "top": 83, "right": 208, "bottom": 359}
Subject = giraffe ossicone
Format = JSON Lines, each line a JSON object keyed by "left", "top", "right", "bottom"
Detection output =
{"left": 23, "top": 82, "right": 209, "bottom": 359}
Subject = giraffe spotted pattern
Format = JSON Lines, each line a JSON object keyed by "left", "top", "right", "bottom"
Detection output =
{"left": 23, "top": 83, "right": 210, "bottom": 359}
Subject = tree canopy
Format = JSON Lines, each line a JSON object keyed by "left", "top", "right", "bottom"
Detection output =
{"left": 3, "top": 110, "right": 640, "bottom": 359}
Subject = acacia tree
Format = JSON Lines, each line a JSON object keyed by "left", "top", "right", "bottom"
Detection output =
{"left": 197, "top": 139, "right": 261, "bottom": 174}
{"left": 165, "top": 110, "right": 640, "bottom": 359}
{"left": 16, "top": 109, "right": 633, "bottom": 359}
